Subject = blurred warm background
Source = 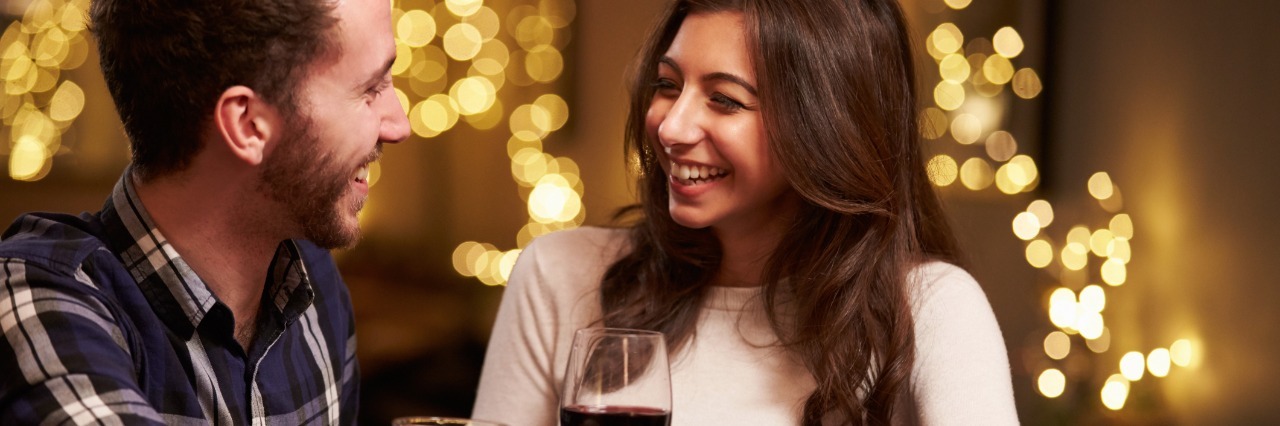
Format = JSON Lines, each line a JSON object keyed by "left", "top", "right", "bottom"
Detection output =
{"left": 2, "top": 0, "right": 1278, "bottom": 424}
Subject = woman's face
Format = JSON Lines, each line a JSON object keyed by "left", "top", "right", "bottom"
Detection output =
{"left": 646, "top": 11, "right": 794, "bottom": 236}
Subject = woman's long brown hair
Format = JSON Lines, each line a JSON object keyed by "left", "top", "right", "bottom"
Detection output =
{"left": 600, "top": 0, "right": 960, "bottom": 423}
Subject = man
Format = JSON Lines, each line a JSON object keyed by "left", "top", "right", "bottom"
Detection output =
{"left": 0, "top": 0, "right": 409, "bottom": 423}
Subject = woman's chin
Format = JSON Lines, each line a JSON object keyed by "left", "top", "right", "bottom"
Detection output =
{"left": 668, "top": 209, "right": 712, "bottom": 230}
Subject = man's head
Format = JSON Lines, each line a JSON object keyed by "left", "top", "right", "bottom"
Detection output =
{"left": 92, "top": 0, "right": 410, "bottom": 248}
{"left": 90, "top": 0, "right": 339, "bottom": 180}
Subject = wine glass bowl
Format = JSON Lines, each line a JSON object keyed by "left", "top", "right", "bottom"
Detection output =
{"left": 560, "top": 328, "right": 671, "bottom": 426}
{"left": 390, "top": 417, "right": 506, "bottom": 426}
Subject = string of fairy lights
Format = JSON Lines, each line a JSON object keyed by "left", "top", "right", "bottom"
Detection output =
{"left": 1, "top": 0, "right": 91, "bottom": 182}
{"left": 920, "top": 0, "right": 1197, "bottom": 413}
{"left": 387, "top": 0, "right": 583, "bottom": 286}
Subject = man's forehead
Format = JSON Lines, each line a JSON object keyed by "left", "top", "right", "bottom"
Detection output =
{"left": 307, "top": 0, "right": 395, "bottom": 76}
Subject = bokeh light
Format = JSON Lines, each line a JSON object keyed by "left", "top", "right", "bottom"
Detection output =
{"left": 1012, "top": 212, "right": 1041, "bottom": 241}
{"left": 1101, "top": 258, "right": 1127, "bottom": 286}
{"left": 449, "top": 76, "right": 497, "bottom": 115}
{"left": 1101, "top": 374, "right": 1130, "bottom": 410}
{"left": 1076, "top": 310, "right": 1104, "bottom": 339}
{"left": 1099, "top": 184, "right": 1124, "bottom": 212}
{"left": 1089, "top": 229, "right": 1115, "bottom": 257}
{"left": 1038, "top": 369, "right": 1066, "bottom": 398}
{"left": 933, "top": 81, "right": 966, "bottom": 111}
{"left": 1025, "top": 239, "right": 1053, "bottom": 268}
{"left": 1089, "top": 172, "right": 1115, "bottom": 200}
{"left": 1027, "top": 199, "right": 1054, "bottom": 227}
{"left": 446, "top": 0, "right": 484, "bottom": 17}
{"left": 443, "top": 23, "right": 483, "bottom": 60}
{"left": 1012, "top": 68, "right": 1043, "bottom": 99}
{"left": 959, "top": 157, "right": 993, "bottom": 190}
{"left": 3, "top": 0, "right": 93, "bottom": 182}
{"left": 1079, "top": 284, "right": 1106, "bottom": 313}
{"left": 930, "top": 23, "right": 964, "bottom": 54}
{"left": 1107, "top": 237, "right": 1132, "bottom": 263}
{"left": 927, "top": 154, "right": 958, "bottom": 187}
{"left": 1110, "top": 214, "right": 1135, "bottom": 239}
{"left": 950, "top": 113, "right": 982, "bottom": 144}
{"left": 1061, "top": 242, "right": 1088, "bottom": 271}
{"left": 1044, "top": 331, "right": 1070, "bottom": 360}
{"left": 1148, "top": 348, "right": 1172, "bottom": 377}
{"left": 525, "top": 45, "right": 564, "bottom": 83}
{"left": 985, "top": 130, "right": 1017, "bottom": 161}
{"left": 939, "top": 53, "right": 970, "bottom": 84}
{"left": 1120, "top": 351, "right": 1146, "bottom": 381}
{"left": 983, "top": 54, "right": 1015, "bottom": 85}
{"left": 1087, "top": 327, "right": 1112, "bottom": 353}
{"left": 9, "top": 134, "right": 50, "bottom": 181}
{"left": 992, "top": 26, "right": 1024, "bottom": 58}
{"left": 1066, "top": 225, "right": 1090, "bottom": 246}
{"left": 398, "top": 10, "right": 437, "bottom": 47}
{"left": 1171, "top": 339, "right": 1194, "bottom": 367}
{"left": 920, "top": 107, "right": 949, "bottom": 140}
{"left": 1049, "top": 287, "right": 1077, "bottom": 329}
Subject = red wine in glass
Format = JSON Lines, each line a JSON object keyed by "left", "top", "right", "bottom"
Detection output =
{"left": 561, "top": 329, "right": 671, "bottom": 426}
{"left": 560, "top": 405, "right": 671, "bottom": 426}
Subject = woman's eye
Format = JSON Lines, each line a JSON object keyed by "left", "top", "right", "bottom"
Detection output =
{"left": 651, "top": 78, "right": 679, "bottom": 92}
{"left": 710, "top": 93, "right": 745, "bottom": 112}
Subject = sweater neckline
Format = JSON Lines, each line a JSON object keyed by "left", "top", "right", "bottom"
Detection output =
{"left": 704, "top": 285, "right": 763, "bottom": 312}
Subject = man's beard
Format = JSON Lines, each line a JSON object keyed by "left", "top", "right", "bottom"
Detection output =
{"left": 259, "top": 113, "right": 375, "bottom": 249}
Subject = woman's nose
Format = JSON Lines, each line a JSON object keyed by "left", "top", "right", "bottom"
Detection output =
{"left": 656, "top": 93, "right": 706, "bottom": 149}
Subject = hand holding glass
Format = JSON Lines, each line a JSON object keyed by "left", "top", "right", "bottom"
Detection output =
{"left": 560, "top": 328, "right": 671, "bottom": 426}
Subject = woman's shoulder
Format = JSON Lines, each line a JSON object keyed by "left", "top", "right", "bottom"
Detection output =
{"left": 907, "top": 261, "right": 981, "bottom": 298}
{"left": 513, "top": 226, "right": 632, "bottom": 289}
{"left": 904, "top": 262, "right": 1017, "bottom": 422}
{"left": 905, "top": 260, "right": 1006, "bottom": 356}
{"left": 523, "top": 226, "right": 631, "bottom": 261}
{"left": 906, "top": 260, "right": 995, "bottom": 319}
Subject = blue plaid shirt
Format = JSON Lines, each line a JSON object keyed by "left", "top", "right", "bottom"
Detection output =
{"left": 0, "top": 172, "right": 359, "bottom": 424}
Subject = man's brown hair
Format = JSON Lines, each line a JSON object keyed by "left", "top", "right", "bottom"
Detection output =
{"left": 90, "top": 0, "right": 340, "bottom": 180}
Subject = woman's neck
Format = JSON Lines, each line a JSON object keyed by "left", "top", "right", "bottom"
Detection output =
{"left": 712, "top": 219, "right": 788, "bottom": 288}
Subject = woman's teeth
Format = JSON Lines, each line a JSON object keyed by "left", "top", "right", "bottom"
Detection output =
{"left": 671, "top": 161, "right": 727, "bottom": 184}
{"left": 354, "top": 165, "right": 370, "bottom": 183}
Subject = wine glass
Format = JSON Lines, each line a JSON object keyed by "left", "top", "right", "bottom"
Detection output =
{"left": 560, "top": 328, "right": 671, "bottom": 426}
{"left": 390, "top": 417, "right": 506, "bottom": 426}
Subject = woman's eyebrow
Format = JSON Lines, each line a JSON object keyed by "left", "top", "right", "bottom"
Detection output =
{"left": 704, "top": 71, "right": 757, "bottom": 96}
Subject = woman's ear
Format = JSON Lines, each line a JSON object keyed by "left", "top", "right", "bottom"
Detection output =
{"left": 213, "top": 86, "right": 282, "bottom": 166}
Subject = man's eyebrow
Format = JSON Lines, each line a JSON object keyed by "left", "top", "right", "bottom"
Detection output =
{"left": 704, "top": 72, "right": 757, "bottom": 96}
{"left": 358, "top": 55, "right": 397, "bottom": 90}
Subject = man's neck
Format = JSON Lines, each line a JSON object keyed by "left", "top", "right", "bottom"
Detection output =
{"left": 132, "top": 171, "right": 281, "bottom": 350}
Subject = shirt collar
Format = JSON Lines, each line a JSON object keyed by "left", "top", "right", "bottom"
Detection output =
{"left": 98, "top": 168, "right": 316, "bottom": 340}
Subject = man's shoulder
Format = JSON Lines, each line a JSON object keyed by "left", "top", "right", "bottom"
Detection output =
{"left": 0, "top": 212, "right": 109, "bottom": 274}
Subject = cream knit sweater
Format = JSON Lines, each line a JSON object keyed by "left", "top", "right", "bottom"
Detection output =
{"left": 472, "top": 227, "right": 1018, "bottom": 425}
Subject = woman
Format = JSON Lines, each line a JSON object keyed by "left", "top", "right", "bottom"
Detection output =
{"left": 473, "top": 0, "right": 1018, "bottom": 424}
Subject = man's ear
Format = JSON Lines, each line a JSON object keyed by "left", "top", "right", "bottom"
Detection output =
{"left": 214, "top": 86, "right": 282, "bottom": 166}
